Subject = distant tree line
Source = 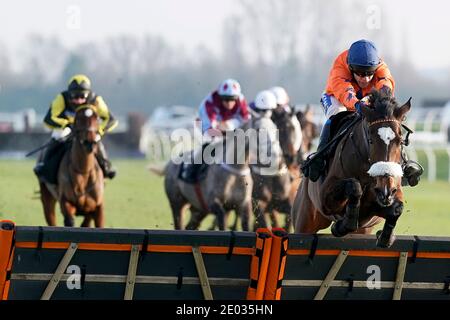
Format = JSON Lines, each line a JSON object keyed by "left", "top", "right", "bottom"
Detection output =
{"left": 0, "top": 0, "right": 448, "bottom": 116}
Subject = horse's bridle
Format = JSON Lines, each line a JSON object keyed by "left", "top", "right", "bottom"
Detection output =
{"left": 354, "top": 116, "right": 413, "bottom": 171}
{"left": 74, "top": 107, "right": 100, "bottom": 150}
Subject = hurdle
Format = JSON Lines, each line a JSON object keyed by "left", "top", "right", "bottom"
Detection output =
{"left": 1, "top": 221, "right": 449, "bottom": 300}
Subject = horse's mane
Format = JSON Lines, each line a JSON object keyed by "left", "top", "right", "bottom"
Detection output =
{"left": 368, "top": 89, "right": 399, "bottom": 121}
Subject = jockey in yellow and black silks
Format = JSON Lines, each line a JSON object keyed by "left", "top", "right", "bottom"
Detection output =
{"left": 34, "top": 74, "right": 118, "bottom": 183}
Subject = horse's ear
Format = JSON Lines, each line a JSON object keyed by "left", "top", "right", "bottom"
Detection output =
{"left": 289, "top": 107, "right": 295, "bottom": 117}
{"left": 359, "top": 103, "right": 375, "bottom": 120}
{"left": 394, "top": 97, "right": 412, "bottom": 121}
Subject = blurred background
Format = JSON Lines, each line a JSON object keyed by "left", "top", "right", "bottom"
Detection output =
{"left": 0, "top": 0, "right": 449, "bottom": 234}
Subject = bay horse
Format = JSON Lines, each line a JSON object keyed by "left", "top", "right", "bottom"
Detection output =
{"left": 38, "top": 105, "right": 105, "bottom": 227}
{"left": 249, "top": 107, "right": 302, "bottom": 231}
{"left": 296, "top": 105, "right": 319, "bottom": 160}
{"left": 292, "top": 90, "right": 411, "bottom": 247}
{"left": 253, "top": 106, "right": 317, "bottom": 231}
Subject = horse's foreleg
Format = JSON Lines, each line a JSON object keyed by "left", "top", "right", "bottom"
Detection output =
{"left": 210, "top": 200, "right": 227, "bottom": 231}
{"left": 283, "top": 213, "right": 292, "bottom": 232}
{"left": 186, "top": 207, "right": 207, "bottom": 230}
{"left": 40, "top": 183, "right": 57, "bottom": 226}
{"left": 253, "top": 200, "right": 268, "bottom": 231}
{"left": 229, "top": 211, "right": 239, "bottom": 231}
{"left": 81, "top": 216, "right": 92, "bottom": 228}
{"left": 268, "top": 210, "right": 279, "bottom": 228}
{"left": 60, "top": 199, "right": 76, "bottom": 227}
{"left": 273, "top": 198, "right": 292, "bottom": 231}
{"left": 376, "top": 201, "right": 403, "bottom": 248}
{"left": 331, "top": 178, "right": 363, "bottom": 237}
{"left": 236, "top": 202, "right": 251, "bottom": 232}
{"left": 169, "top": 202, "right": 187, "bottom": 230}
{"left": 94, "top": 205, "right": 105, "bottom": 228}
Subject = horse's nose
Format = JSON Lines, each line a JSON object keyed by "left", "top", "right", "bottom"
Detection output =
{"left": 374, "top": 187, "right": 395, "bottom": 207}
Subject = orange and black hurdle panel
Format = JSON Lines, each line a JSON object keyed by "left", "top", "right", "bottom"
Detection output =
{"left": 246, "top": 228, "right": 273, "bottom": 300}
{"left": 0, "top": 220, "right": 16, "bottom": 300}
{"left": 263, "top": 228, "right": 289, "bottom": 300}
{"left": 3, "top": 226, "right": 265, "bottom": 300}
{"left": 280, "top": 234, "right": 450, "bottom": 300}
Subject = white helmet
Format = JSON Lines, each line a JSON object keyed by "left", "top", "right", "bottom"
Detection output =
{"left": 270, "top": 86, "right": 290, "bottom": 106}
{"left": 254, "top": 90, "right": 277, "bottom": 110}
{"left": 218, "top": 78, "right": 241, "bottom": 99}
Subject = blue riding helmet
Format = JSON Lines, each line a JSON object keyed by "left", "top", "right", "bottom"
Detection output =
{"left": 347, "top": 39, "right": 381, "bottom": 73}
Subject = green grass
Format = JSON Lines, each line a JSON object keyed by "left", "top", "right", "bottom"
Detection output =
{"left": 413, "top": 122, "right": 442, "bottom": 132}
{"left": 415, "top": 149, "right": 450, "bottom": 182}
{"left": 0, "top": 159, "right": 449, "bottom": 236}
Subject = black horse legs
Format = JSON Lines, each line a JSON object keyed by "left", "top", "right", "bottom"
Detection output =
{"left": 331, "top": 178, "right": 363, "bottom": 237}
{"left": 376, "top": 201, "right": 403, "bottom": 248}
{"left": 210, "top": 201, "right": 227, "bottom": 231}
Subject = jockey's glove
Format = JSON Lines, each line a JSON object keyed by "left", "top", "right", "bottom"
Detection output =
{"left": 51, "top": 126, "right": 72, "bottom": 141}
{"left": 354, "top": 101, "right": 368, "bottom": 114}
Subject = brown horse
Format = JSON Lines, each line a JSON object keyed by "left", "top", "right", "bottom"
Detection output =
{"left": 38, "top": 105, "right": 105, "bottom": 227}
{"left": 250, "top": 107, "right": 302, "bottom": 231}
{"left": 296, "top": 105, "right": 320, "bottom": 160}
{"left": 287, "top": 106, "right": 320, "bottom": 205}
{"left": 216, "top": 106, "right": 318, "bottom": 232}
{"left": 292, "top": 90, "right": 411, "bottom": 247}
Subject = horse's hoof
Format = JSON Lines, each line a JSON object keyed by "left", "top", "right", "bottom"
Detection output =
{"left": 376, "top": 232, "right": 396, "bottom": 248}
{"left": 331, "top": 222, "right": 346, "bottom": 237}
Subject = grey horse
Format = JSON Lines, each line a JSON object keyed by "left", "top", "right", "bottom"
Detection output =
{"left": 150, "top": 117, "right": 278, "bottom": 231}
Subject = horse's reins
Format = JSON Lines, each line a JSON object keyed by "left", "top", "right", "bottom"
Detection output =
{"left": 340, "top": 115, "right": 414, "bottom": 180}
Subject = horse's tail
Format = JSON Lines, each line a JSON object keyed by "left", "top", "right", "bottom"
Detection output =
{"left": 147, "top": 162, "right": 168, "bottom": 176}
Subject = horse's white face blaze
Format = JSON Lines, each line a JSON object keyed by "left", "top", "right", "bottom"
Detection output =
{"left": 84, "top": 108, "right": 94, "bottom": 118}
{"left": 368, "top": 161, "right": 403, "bottom": 178}
{"left": 368, "top": 124, "right": 403, "bottom": 207}
{"left": 377, "top": 126, "right": 395, "bottom": 145}
{"left": 75, "top": 107, "right": 99, "bottom": 150}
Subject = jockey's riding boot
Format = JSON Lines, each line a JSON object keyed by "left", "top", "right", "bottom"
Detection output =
{"left": 96, "top": 141, "right": 116, "bottom": 179}
{"left": 33, "top": 138, "right": 59, "bottom": 178}
{"left": 401, "top": 148, "right": 424, "bottom": 187}
{"left": 181, "top": 143, "right": 207, "bottom": 181}
{"left": 303, "top": 120, "right": 331, "bottom": 182}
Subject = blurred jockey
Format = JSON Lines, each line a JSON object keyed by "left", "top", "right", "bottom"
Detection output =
{"left": 181, "top": 79, "right": 250, "bottom": 181}
{"left": 34, "top": 74, "right": 118, "bottom": 183}
{"left": 249, "top": 86, "right": 290, "bottom": 114}
{"left": 270, "top": 86, "right": 291, "bottom": 113}
{"left": 198, "top": 78, "right": 250, "bottom": 137}
{"left": 252, "top": 89, "right": 278, "bottom": 116}
{"left": 304, "top": 39, "right": 423, "bottom": 185}
{"left": 251, "top": 90, "right": 283, "bottom": 171}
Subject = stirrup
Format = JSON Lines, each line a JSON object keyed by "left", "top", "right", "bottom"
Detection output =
{"left": 402, "top": 160, "right": 424, "bottom": 187}
{"left": 105, "top": 169, "right": 116, "bottom": 179}
{"left": 301, "top": 153, "right": 325, "bottom": 182}
{"left": 33, "top": 164, "right": 44, "bottom": 176}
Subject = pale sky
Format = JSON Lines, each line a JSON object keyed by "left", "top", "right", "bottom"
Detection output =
{"left": 0, "top": 0, "right": 449, "bottom": 71}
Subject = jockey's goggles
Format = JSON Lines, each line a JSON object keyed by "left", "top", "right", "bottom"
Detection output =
{"left": 353, "top": 70, "right": 376, "bottom": 77}
{"left": 220, "top": 95, "right": 238, "bottom": 102}
{"left": 69, "top": 91, "right": 89, "bottom": 100}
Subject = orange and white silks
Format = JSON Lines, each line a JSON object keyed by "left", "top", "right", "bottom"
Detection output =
{"left": 325, "top": 50, "right": 395, "bottom": 110}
